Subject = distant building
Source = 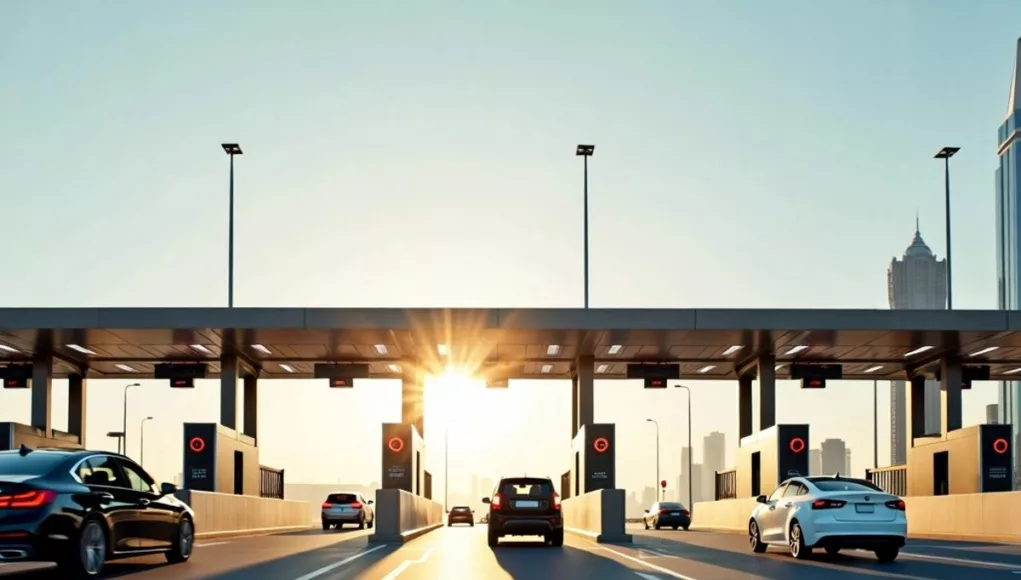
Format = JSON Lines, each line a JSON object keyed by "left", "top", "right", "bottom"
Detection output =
{"left": 844, "top": 449, "right": 853, "bottom": 478}
{"left": 820, "top": 438, "right": 847, "bottom": 476}
{"left": 702, "top": 432, "right": 726, "bottom": 501}
{"left": 809, "top": 449, "right": 822, "bottom": 475}
{"left": 690, "top": 463, "right": 704, "bottom": 503}
{"left": 987, "top": 403, "right": 999, "bottom": 425}
{"left": 888, "top": 221, "right": 946, "bottom": 464}
{"left": 677, "top": 446, "right": 692, "bottom": 504}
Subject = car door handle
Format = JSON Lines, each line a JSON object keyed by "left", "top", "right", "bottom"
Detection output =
{"left": 139, "top": 499, "right": 151, "bottom": 507}
{"left": 784, "top": 503, "right": 792, "bottom": 508}
{"left": 768, "top": 506, "right": 776, "bottom": 511}
{"left": 96, "top": 492, "right": 115, "bottom": 503}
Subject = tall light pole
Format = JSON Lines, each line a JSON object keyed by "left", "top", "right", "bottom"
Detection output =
{"left": 873, "top": 380, "right": 879, "bottom": 469}
{"left": 222, "top": 143, "right": 243, "bottom": 308}
{"left": 122, "top": 383, "right": 140, "bottom": 458}
{"left": 444, "top": 427, "right": 449, "bottom": 511}
{"left": 646, "top": 419, "right": 661, "bottom": 500}
{"left": 934, "top": 146, "right": 960, "bottom": 309}
{"left": 576, "top": 144, "right": 594, "bottom": 308}
{"left": 674, "top": 384, "right": 693, "bottom": 509}
{"left": 140, "top": 416, "right": 153, "bottom": 467}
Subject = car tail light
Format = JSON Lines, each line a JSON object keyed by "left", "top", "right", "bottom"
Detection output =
{"left": 0, "top": 490, "right": 56, "bottom": 509}
{"left": 349, "top": 502, "right": 362, "bottom": 509}
{"left": 659, "top": 509, "right": 671, "bottom": 516}
{"left": 552, "top": 493, "right": 561, "bottom": 510}
{"left": 885, "top": 499, "right": 906, "bottom": 511}
{"left": 811, "top": 499, "right": 846, "bottom": 510}
{"left": 321, "top": 502, "right": 332, "bottom": 509}
{"left": 492, "top": 493, "right": 502, "bottom": 510}
{"left": 681, "top": 509, "right": 690, "bottom": 517}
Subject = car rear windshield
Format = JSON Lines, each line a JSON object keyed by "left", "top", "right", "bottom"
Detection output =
{"left": 501, "top": 479, "right": 554, "bottom": 497}
{"left": 452, "top": 507, "right": 469, "bottom": 512}
{"left": 659, "top": 502, "right": 685, "bottom": 509}
{"left": 326, "top": 494, "right": 358, "bottom": 504}
{"left": 807, "top": 478, "right": 881, "bottom": 492}
{"left": 0, "top": 451, "right": 66, "bottom": 476}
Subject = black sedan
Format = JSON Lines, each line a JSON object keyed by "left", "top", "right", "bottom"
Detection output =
{"left": 0, "top": 445, "right": 194, "bottom": 578}
{"left": 643, "top": 502, "right": 691, "bottom": 530}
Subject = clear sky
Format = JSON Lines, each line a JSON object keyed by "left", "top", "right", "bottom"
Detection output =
{"left": 0, "top": 2, "right": 1019, "bottom": 499}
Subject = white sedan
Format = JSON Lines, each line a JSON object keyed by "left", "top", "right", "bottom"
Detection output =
{"left": 748, "top": 476, "right": 906, "bottom": 561}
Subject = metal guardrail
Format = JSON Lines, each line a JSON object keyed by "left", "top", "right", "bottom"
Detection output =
{"left": 260, "top": 465, "right": 285, "bottom": 499}
{"left": 866, "top": 464, "right": 907, "bottom": 497}
{"left": 715, "top": 469, "right": 737, "bottom": 500}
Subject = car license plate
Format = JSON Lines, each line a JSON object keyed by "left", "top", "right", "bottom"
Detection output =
{"left": 855, "top": 504, "right": 874, "bottom": 514}
{"left": 671, "top": 512, "right": 680, "bottom": 516}
{"left": 515, "top": 500, "right": 539, "bottom": 508}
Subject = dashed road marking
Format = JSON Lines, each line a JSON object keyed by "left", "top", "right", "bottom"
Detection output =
{"left": 197, "top": 541, "right": 229, "bottom": 548}
{"left": 635, "top": 573, "right": 662, "bottom": 580}
{"left": 381, "top": 548, "right": 435, "bottom": 580}
{"left": 896, "top": 551, "right": 1021, "bottom": 570}
{"left": 601, "top": 547, "right": 703, "bottom": 580}
{"left": 290, "top": 545, "right": 388, "bottom": 580}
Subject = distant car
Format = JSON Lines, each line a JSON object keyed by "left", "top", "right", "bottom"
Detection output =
{"left": 748, "top": 476, "right": 906, "bottom": 561}
{"left": 643, "top": 502, "right": 691, "bottom": 530}
{"left": 483, "top": 477, "right": 563, "bottom": 547}
{"left": 321, "top": 492, "right": 374, "bottom": 530}
{"left": 0, "top": 446, "right": 194, "bottom": 578}
{"left": 447, "top": 506, "right": 474, "bottom": 526}
{"left": 479, "top": 514, "right": 489, "bottom": 524}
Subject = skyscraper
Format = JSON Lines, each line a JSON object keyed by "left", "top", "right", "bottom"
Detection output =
{"left": 702, "top": 432, "right": 726, "bottom": 502}
{"left": 844, "top": 448, "right": 853, "bottom": 478}
{"left": 809, "top": 449, "right": 822, "bottom": 475}
{"left": 997, "top": 37, "right": 1021, "bottom": 489}
{"left": 987, "top": 403, "right": 1000, "bottom": 425}
{"left": 678, "top": 446, "right": 692, "bottom": 504}
{"left": 888, "top": 221, "right": 947, "bottom": 464}
{"left": 820, "top": 438, "right": 847, "bottom": 476}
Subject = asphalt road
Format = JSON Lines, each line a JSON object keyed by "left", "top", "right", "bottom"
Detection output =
{"left": 3, "top": 524, "right": 1021, "bottom": 579}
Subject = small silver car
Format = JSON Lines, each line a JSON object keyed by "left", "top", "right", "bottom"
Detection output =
{"left": 321, "top": 492, "right": 374, "bottom": 530}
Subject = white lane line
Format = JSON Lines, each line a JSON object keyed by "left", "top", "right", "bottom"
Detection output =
{"left": 601, "top": 548, "right": 703, "bottom": 580}
{"left": 290, "top": 545, "right": 388, "bottom": 580}
{"left": 380, "top": 547, "right": 435, "bottom": 580}
{"left": 196, "top": 541, "right": 229, "bottom": 548}
{"left": 635, "top": 573, "right": 661, "bottom": 580}
{"left": 639, "top": 549, "right": 679, "bottom": 559}
{"left": 895, "top": 551, "right": 1021, "bottom": 570}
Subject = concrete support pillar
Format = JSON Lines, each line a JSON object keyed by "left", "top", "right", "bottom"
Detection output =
{"left": 940, "top": 357, "right": 963, "bottom": 434}
{"left": 738, "top": 375, "right": 753, "bottom": 440}
{"left": 756, "top": 354, "right": 776, "bottom": 431}
{"left": 906, "top": 375, "right": 927, "bottom": 445}
{"left": 220, "top": 354, "right": 239, "bottom": 430}
{"left": 402, "top": 362, "right": 424, "bottom": 437}
{"left": 572, "top": 355, "right": 595, "bottom": 437}
{"left": 67, "top": 374, "right": 87, "bottom": 445}
{"left": 30, "top": 353, "right": 53, "bottom": 437}
{"left": 243, "top": 374, "right": 258, "bottom": 441}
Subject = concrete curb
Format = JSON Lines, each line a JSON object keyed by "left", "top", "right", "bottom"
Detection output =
{"left": 368, "top": 522, "right": 443, "bottom": 544}
{"left": 566, "top": 527, "right": 633, "bottom": 544}
{"left": 196, "top": 524, "right": 314, "bottom": 540}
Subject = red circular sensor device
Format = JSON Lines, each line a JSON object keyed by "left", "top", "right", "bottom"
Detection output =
{"left": 993, "top": 437, "right": 1009, "bottom": 454}
{"left": 789, "top": 437, "right": 806, "bottom": 454}
{"left": 388, "top": 437, "right": 404, "bottom": 452}
{"left": 593, "top": 437, "right": 610, "bottom": 453}
{"left": 188, "top": 437, "right": 206, "bottom": 453}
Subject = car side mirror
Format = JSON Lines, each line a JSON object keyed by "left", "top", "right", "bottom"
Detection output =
{"left": 472, "top": 510, "right": 475, "bottom": 513}
{"left": 482, "top": 497, "right": 490, "bottom": 504}
{"left": 367, "top": 500, "right": 374, "bottom": 505}
{"left": 160, "top": 482, "right": 177, "bottom": 495}
{"left": 644, "top": 509, "right": 649, "bottom": 513}
{"left": 756, "top": 495, "right": 767, "bottom": 504}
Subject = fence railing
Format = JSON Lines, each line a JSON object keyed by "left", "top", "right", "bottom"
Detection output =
{"left": 865, "top": 464, "right": 907, "bottom": 497}
{"left": 259, "top": 465, "right": 285, "bottom": 499}
{"left": 715, "top": 469, "right": 737, "bottom": 500}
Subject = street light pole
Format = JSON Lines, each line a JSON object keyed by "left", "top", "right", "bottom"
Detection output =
{"left": 934, "top": 146, "right": 960, "bottom": 310}
{"left": 140, "top": 417, "right": 153, "bottom": 467}
{"left": 221, "top": 143, "right": 243, "bottom": 308}
{"left": 675, "top": 385, "right": 693, "bottom": 509}
{"left": 444, "top": 427, "right": 449, "bottom": 511}
{"left": 646, "top": 419, "right": 660, "bottom": 500}
{"left": 121, "top": 383, "right": 140, "bottom": 458}
{"left": 576, "top": 145, "right": 595, "bottom": 309}
{"left": 873, "top": 380, "right": 878, "bottom": 469}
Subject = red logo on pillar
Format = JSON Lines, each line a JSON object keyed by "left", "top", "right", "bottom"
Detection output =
{"left": 789, "top": 437, "right": 806, "bottom": 454}
{"left": 388, "top": 437, "right": 405, "bottom": 452}
{"left": 593, "top": 438, "right": 610, "bottom": 453}
{"left": 189, "top": 437, "right": 206, "bottom": 453}
{"left": 993, "top": 438, "right": 1009, "bottom": 454}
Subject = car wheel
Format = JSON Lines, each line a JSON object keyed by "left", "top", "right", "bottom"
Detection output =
{"left": 825, "top": 546, "right": 841, "bottom": 556}
{"left": 550, "top": 530, "right": 564, "bottom": 547}
{"left": 358, "top": 517, "right": 365, "bottom": 530}
{"left": 672, "top": 526, "right": 678, "bottom": 530}
{"left": 166, "top": 517, "right": 195, "bottom": 564}
{"left": 368, "top": 518, "right": 374, "bottom": 529}
{"left": 643, "top": 520, "right": 649, "bottom": 530}
{"left": 682, "top": 525, "right": 690, "bottom": 531}
{"left": 748, "top": 519, "right": 767, "bottom": 554}
{"left": 487, "top": 528, "right": 499, "bottom": 547}
{"left": 788, "top": 521, "right": 811, "bottom": 560}
{"left": 59, "top": 518, "right": 107, "bottom": 578}
{"left": 322, "top": 520, "right": 330, "bottom": 531}
{"left": 875, "top": 546, "right": 899, "bottom": 562}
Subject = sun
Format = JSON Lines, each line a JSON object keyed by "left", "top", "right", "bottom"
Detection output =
{"left": 424, "top": 367, "right": 482, "bottom": 426}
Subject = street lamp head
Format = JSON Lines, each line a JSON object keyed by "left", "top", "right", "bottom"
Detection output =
{"left": 127, "top": 383, "right": 140, "bottom": 388}
{"left": 576, "top": 144, "right": 595, "bottom": 156}
{"left": 106, "top": 431, "right": 124, "bottom": 438}
{"left": 221, "top": 143, "right": 243, "bottom": 155}
{"left": 934, "top": 146, "right": 960, "bottom": 159}
{"left": 145, "top": 416, "right": 153, "bottom": 421}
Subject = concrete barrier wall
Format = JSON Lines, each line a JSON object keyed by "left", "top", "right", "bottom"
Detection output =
{"left": 563, "top": 489, "right": 632, "bottom": 543}
{"left": 370, "top": 488, "right": 443, "bottom": 543}
{"left": 176, "top": 490, "right": 311, "bottom": 538}
{"left": 694, "top": 492, "right": 1021, "bottom": 543}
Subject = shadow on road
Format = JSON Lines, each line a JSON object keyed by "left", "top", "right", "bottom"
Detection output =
{"left": 492, "top": 543, "right": 646, "bottom": 579}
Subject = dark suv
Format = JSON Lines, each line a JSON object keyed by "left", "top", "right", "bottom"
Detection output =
{"left": 483, "top": 477, "right": 563, "bottom": 547}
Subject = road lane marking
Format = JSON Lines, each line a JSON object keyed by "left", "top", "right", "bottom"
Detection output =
{"left": 290, "top": 545, "right": 388, "bottom": 580}
{"left": 635, "top": 573, "right": 661, "bottom": 580}
{"left": 601, "top": 547, "right": 703, "bottom": 580}
{"left": 639, "top": 549, "right": 678, "bottom": 559}
{"left": 381, "top": 548, "right": 435, "bottom": 580}
{"left": 196, "top": 541, "right": 229, "bottom": 548}
{"left": 896, "top": 551, "right": 1021, "bottom": 569}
